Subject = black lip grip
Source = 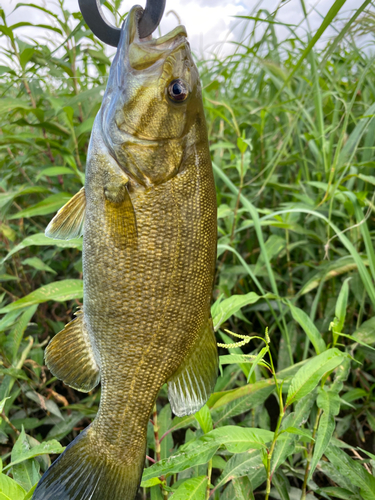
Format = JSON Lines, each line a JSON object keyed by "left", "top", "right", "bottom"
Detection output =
{"left": 78, "top": 0, "right": 167, "bottom": 46}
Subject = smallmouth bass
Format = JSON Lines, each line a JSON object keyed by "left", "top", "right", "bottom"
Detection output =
{"left": 33, "top": 7, "right": 218, "bottom": 500}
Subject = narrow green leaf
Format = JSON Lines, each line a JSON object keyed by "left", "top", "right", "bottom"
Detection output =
{"left": 212, "top": 292, "right": 262, "bottom": 329}
{"left": 11, "top": 428, "right": 40, "bottom": 491}
{"left": 325, "top": 445, "right": 375, "bottom": 499}
{"left": 308, "top": 412, "right": 335, "bottom": 480}
{"left": 8, "top": 193, "right": 72, "bottom": 219}
{"left": 35, "top": 167, "right": 75, "bottom": 180}
{"left": 0, "top": 280, "right": 83, "bottom": 313}
{"left": 335, "top": 278, "right": 351, "bottom": 333}
{"left": 9, "top": 305, "right": 37, "bottom": 362}
{"left": 3, "top": 233, "right": 82, "bottom": 263}
{"left": 289, "top": 303, "right": 326, "bottom": 354}
{"left": 22, "top": 257, "right": 56, "bottom": 275}
{"left": 195, "top": 404, "right": 213, "bottom": 434}
{"left": 281, "top": 427, "right": 313, "bottom": 441}
{"left": 271, "top": 392, "right": 316, "bottom": 475}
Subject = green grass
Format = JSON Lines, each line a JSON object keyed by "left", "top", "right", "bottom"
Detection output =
{"left": 1, "top": 0, "right": 375, "bottom": 498}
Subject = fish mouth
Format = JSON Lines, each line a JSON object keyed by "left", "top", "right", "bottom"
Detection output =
{"left": 118, "top": 6, "right": 188, "bottom": 70}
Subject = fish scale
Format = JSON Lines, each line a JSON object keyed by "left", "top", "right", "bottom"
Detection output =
{"left": 33, "top": 6, "right": 218, "bottom": 499}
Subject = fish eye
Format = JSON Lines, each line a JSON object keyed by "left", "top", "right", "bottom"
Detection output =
{"left": 168, "top": 79, "right": 189, "bottom": 102}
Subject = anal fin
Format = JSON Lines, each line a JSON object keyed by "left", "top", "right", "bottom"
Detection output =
{"left": 45, "top": 308, "right": 100, "bottom": 392}
{"left": 167, "top": 319, "right": 218, "bottom": 417}
{"left": 45, "top": 187, "right": 86, "bottom": 240}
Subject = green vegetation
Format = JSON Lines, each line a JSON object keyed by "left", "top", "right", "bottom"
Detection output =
{"left": 1, "top": 0, "right": 375, "bottom": 498}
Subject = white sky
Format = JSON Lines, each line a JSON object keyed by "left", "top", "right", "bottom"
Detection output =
{"left": 1, "top": 0, "right": 373, "bottom": 59}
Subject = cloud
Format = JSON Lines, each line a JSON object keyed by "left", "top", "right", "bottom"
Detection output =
{"left": 1, "top": 0, "right": 373, "bottom": 58}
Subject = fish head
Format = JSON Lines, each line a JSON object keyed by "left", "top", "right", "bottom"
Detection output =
{"left": 100, "top": 6, "right": 204, "bottom": 186}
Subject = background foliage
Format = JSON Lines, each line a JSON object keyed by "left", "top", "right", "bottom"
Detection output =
{"left": 1, "top": 0, "right": 375, "bottom": 498}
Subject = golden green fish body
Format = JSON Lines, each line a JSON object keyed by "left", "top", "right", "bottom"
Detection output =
{"left": 85, "top": 133, "right": 216, "bottom": 457}
{"left": 34, "top": 7, "right": 218, "bottom": 500}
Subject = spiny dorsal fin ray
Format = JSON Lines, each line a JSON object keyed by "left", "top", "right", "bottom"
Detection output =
{"left": 167, "top": 318, "right": 218, "bottom": 417}
{"left": 45, "top": 308, "right": 100, "bottom": 392}
{"left": 45, "top": 187, "right": 86, "bottom": 240}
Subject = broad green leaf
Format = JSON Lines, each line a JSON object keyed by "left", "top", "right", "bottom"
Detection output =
{"left": 232, "top": 477, "right": 253, "bottom": 500}
{"left": 317, "top": 389, "right": 341, "bottom": 416}
{"left": 288, "top": 304, "right": 326, "bottom": 354}
{"left": 195, "top": 404, "right": 213, "bottom": 434}
{"left": 22, "top": 257, "right": 56, "bottom": 274}
{"left": 3, "top": 233, "right": 82, "bottom": 262}
{"left": 308, "top": 411, "right": 335, "bottom": 480}
{"left": 140, "top": 478, "right": 162, "bottom": 488}
{"left": 215, "top": 450, "right": 263, "bottom": 490}
{"left": 202, "top": 426, "right": 274, "bottom": 453}
{"left": 142, "top": 440, "right": 219, "bottom": 481}
{"left": 316, "top": 487, "right": 358, "bottom": 500}
{"left": 210, "top": 379, "right": 275, "bottom": 426}
{"left": 325, "top": 445, "right": 375, "bottom": 499}
{"left": 8, "top": 193, "right": 72, "bottom": 219}
{"left": 0, "top": 473, "right": 25, "bottom": 500}
{"left": 4, "top": 440, "right": 64, "bottom": 470}
{"left": 212, "top": 292, "right": 262, "bottom": 329}
{"left": 352, "top": 317, "right": 375, "bottom": 345}
{"left": 169, "top": 476, "right": 207, "bottom": 500}
{"left": 0, "top": 280, "right": 83, "bottom": 313}
{"left": 11, "top": 428, "right": 40, "bottom": 491}
{"left": 286, "top": 349, "right": 346, "bottom": 407}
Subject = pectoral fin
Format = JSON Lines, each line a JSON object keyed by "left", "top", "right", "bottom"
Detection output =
{"left": 45, "top": 308, "right": 100, "bottom": 392}
{"left": 45, "top": 187, "right": 86, "bottom": 240}
{"left": 104, "top": 183, "right": 137, "bottom": 248}
{"left": 167, "top": 319, "right": 218, "bottom": 417}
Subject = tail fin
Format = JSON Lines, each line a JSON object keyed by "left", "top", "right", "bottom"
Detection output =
{"left": 32, "top": 425, "right": 145, "bottom": 500}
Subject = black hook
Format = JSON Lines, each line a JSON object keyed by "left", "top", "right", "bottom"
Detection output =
{"left": 78, "top": 0, "right": 167, "bottom": 46}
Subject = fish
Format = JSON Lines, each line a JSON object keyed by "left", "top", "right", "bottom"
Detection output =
{"left": 32, "top": 5, "right": 218, "bottom": 500}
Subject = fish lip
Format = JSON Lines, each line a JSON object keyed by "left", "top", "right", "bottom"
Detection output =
{"left": 120, "top": 5, "right": 188, "bottom": 54}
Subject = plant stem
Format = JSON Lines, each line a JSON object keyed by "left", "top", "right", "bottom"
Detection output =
{"left": 206, "top": 458, "right": 212, "bottom": 500}
{"left": 153, "top": 404, "right": 168, "bottom": 499}
{"left": 265, "top": 347, "right": 284, "bottom": 500}
{"left": 300, "top": 408, "right": 322, "bottom": 500}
